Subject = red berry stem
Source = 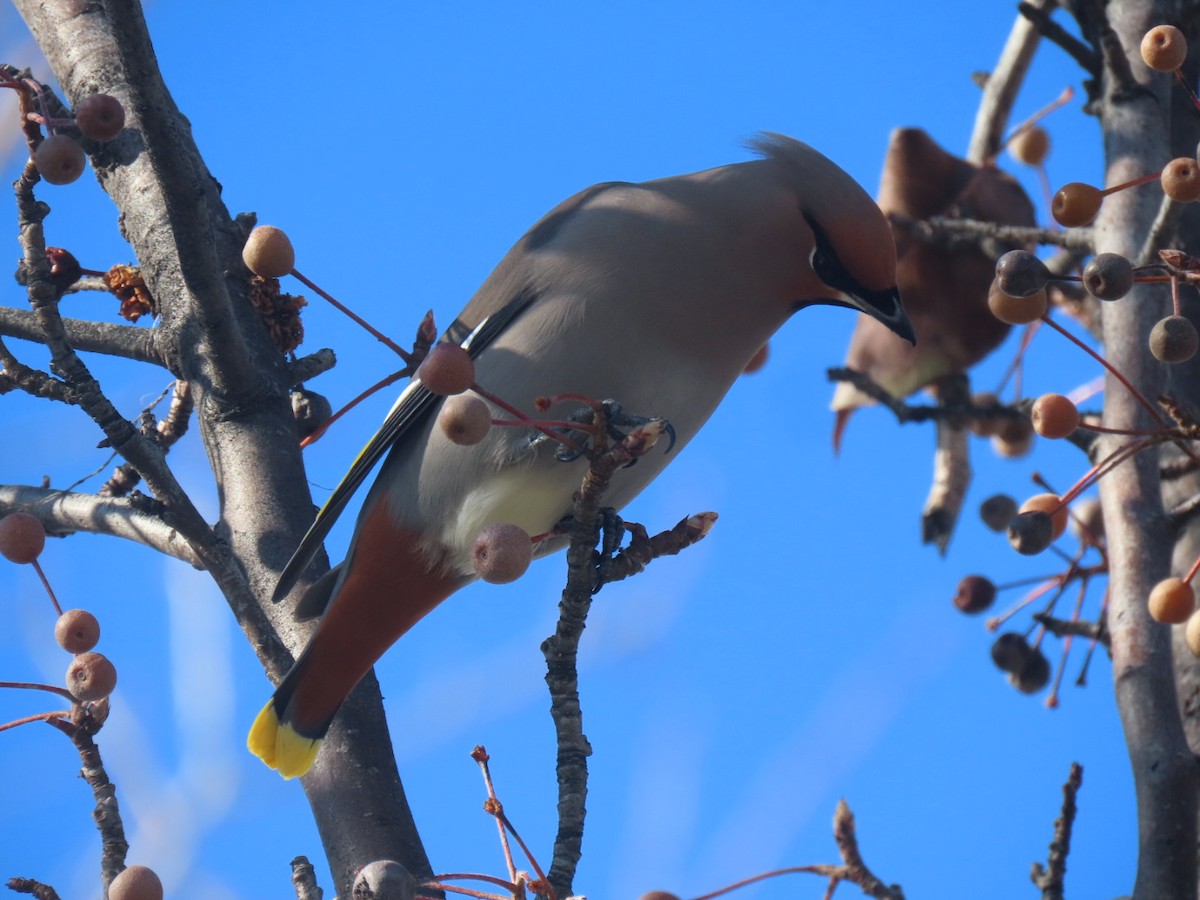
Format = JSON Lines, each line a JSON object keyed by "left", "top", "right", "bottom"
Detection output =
{"left": 32, "top": 559, "right": 62, "bottom": 616}
{"left": 1174, "top": 68, "right": 1200, "bottom": 113}
{"left": 0, "top": 709, "right": 72, "bottom": 734}
{"left": 986, "top": 576, "right": 1068, "bottom": 632}
{"left": 469, "top": 384, "right": 587, "bottom": 453}
{"left": 1100, "top": 171, "right": 1164, "bottom": 196}
{"left": 289, "top": 268, "right": 412, "bottom": 361}
{"left": 1172, "top": 274, "right": 1183, "bottom": 317}
{"left": 1040, "top": 314, "right": 1170, "bottom": 427}
{"left": 1005, "top": 85, "right": 1074, "bottom": 148}
{"left": 1046, "top": 577, "right": 1090, "bottom": 709}
{"left": 298, "top": 368, "right": 407, "bottom": 448}
{"left": 994, "top": 319, "right": 1041, "bottom": 397}
{"left": 0, "top": 680, "right": 76, "bottom": 702}
{"left": 1183, "top": 552, "right": 1200, "bottom": 585}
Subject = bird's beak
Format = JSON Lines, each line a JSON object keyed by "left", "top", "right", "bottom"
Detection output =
{"left": 849, "top": 284, "right": 914, "bottom": 345}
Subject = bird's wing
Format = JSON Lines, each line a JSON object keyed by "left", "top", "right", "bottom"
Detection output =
{"left": 271, "top": 289, "right": 540, "bottom": 603}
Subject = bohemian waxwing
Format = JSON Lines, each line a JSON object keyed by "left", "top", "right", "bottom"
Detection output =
{"left": 249, "top": 133, "right": 914, "bottom": 778}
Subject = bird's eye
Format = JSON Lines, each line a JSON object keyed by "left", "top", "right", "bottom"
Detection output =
{"left": 804, "top": 212, "right": 854, "bottom": 295}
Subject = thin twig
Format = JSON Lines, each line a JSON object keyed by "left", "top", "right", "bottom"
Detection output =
{"left": 1030, "top": 762, "right": 1084, "bottom": 899}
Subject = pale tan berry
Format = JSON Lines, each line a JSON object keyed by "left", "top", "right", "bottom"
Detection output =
{"left": 0, "top": 512, "right": 46, "bottom": 564}
{"left": 1008, "top": 510, "right": 1054, "bottom": 555}
{"left": 1031, "top": 393, "right": 1080, "bottom": 439}
{"left": 1082, "top": 252, "right": 1135, "bottom": 301}
{"left": 1186, "top": 609, "right": 1200, "bottom": 656}
{"left": 988, "top": 285, "right": 1048, "bottom": 325}
{"left": 353, "top": 860, "right": 415, "bottom": 899}
{"left": 74, "top": 93, "right": 125, "bottom": 141}
{"left": 65, "top": 651, "right": 117, "bottom": 701}
{"left": 1142, "top": 24, "right": 1188, "bottom": 71}
{"left": 438, "top": 393, "right": 492, "bottom": 445}
{"left": 1162, "top": 157, "right": 1200, "bottom": 202}
{"left": 1009, "top": 126, "right": 1050, "bottom": 166}
{"left": 472, "top": 523, "right": 532, "bottom": 584}
{"left": 109, "top": 865, "right": 163, "bottom": 900}
{"left": 34, "top": 134, "right": 86, "bottom": 185}
{"left": 418, "top": 343, "right": 475, "bottom": 396}
{"left": 1150, "top": 315, "right": 1199, "bottom": 363}
{"left": 1021, "top": 493, "right": 1068, "bottom": 541}
{"left": 55, "top": 609, "right": 100, "bottom": 653}
{"left": 1149, "top": 577, "right": 1195, "bottom": 624}
{"left": 242, "top": 225, "right": 295, "bottom": 278}
{"left": 954, "top": 575, "right": 996, "bottom": 614}
{"left": 1051, "top": 182, "right": 1103, "bottom": 227}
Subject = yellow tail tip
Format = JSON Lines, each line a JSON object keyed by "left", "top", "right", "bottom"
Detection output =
{"left": 247, "top": 699, "right": 321, "bottom": 779}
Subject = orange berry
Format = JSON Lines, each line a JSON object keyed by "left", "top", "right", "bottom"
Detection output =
{"left": 242, "top": 225, "right": 295, "bottom": 278}
{"left": 1021, "top": 493, "right": 1068, "bottom": 540}
{"left": 1031, "top": 393, "right": 1080, "bottom": 439}
{"left": 418, "top": 342, "right": 476, "bottom": 396}
{"left": 0, "top": 512, "right": 46, "bottom": 564}
{"left": 1162, "top": 157, "right": 1200, "bottom": 202}
{"left": 34, "top": 134, "right": 85, "bottom": 185}
{"left": 988, "top": 285, "right": 1048, "bottom": 325}
{"left": 109, "top": 865, "right": 163, "bottom": 900}
{"left": 65, "top": 651, "right": 117, "bottom": 702}
{"left": 1009, "top": 126, "right": 1050, "bottom": 166}
{"left": 471, "top": 523, "right": 533, "bottom": 584}
{"left": 74, "top": 93, "right": 125, "bottom": 141}
{"left": 438, "top": 393, "right": 492, "bottom": 445}
{"left": 1149, "top": 577, "right": 1195, "bottom": 624}
{"left": 55, "top": 609, "right": 100, "bottom": 653}
{"left": 1051, "top": 182, "right": 1103, "bottom": 227}
{"left": 1141, "top": 25, "right": 1188, "bottom": 71}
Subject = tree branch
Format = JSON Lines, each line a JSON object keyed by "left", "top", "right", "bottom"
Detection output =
{"left": 0, "top": 305, "right": 168, "bottom": 368}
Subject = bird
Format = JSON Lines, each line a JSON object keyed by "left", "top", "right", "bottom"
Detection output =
{"left": 830, "top": 127, "right": 1035, "bottom": 450}
{"left": 248, "top": 134, "right": 915, "bottom": 778}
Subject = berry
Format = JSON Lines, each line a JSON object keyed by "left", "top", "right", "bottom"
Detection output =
{"left": 45, "top": 246, "right": 83, "bottom": 293}
{"left": 1141, "top": 24, "right": 1188, "bottom": 71}
{"left": 65, "top": 651, "right": 117, "bottom": 701}
{"left": 1020, "top": 493, "right": 1068, "bottom": 540}
{"left": 1162, "top": 157, "right": 1200, "bottom": 202}
{"left": 1009, "top": 126, "right": 1050, "bottom": 166}
{"left": 1008, "top": 510, "right": 1054, "bottom": 555}
{"left": 1011, "top": 647, "right": 1051, "bottom": 694}
{"left": 34, "top": 134, "right": 86, "bottom": 185}
{"left": 418, "top": 342, "right": 475, "bottom": 396}
{"left": 109, "top": 865, "right": 163, "bottom": 900}
{"left": 1186, "top": 609, "right": 1200, "bottom": 656}
{"left": 74, "top": 93, "right": 125, "bottom": 141}
{"left": 639, "top": 894, "right": 683, "bottom": 900}
{"left": 979, "top": 493, "right": 1019, "bottom": 532}
{"left": 1051, "top": 182, "right": 1103, "bottom": 228}
{"left": 1150, "top": 315, "right": 1199, "bottom": 363}
{"left": 1149, "top": 577, "right": 1195, "bottom": 624}
{"left": 988, "top": 285, "right": 1047, "bottom": 326}
{"left": 290, "top": 388, "right": 332, "bottom": 439}
{"left": 1031, "top": 393, "right": 1080, "bottom": 439}
{"left": 954, "top": 575, "right": 997, "bottom": 614}
{"left": 1071, "top": 498, "right": 1105, "bottom": 543}
{"left": 991, "top": 632, "right": 1031, "bottom": 674}
{"left": 438, "top": 393, "right": 492, "bottom": 445}
{"left": 968, "top": 392, "right": 1004, "bottom": 438}
{"left": 471, "top": 523, "right": 533, "bottom": 584}
{"left": 353, "top": 860, "right": 415, "bottom": 899}
{"left": 992, "top": 416, "right": 1035, "bottom": 459}
{"left": 995, "top": 250, "right": 1050, "bottom": 298}
{"left": 55, "top": 609, "right": 100, "bottom": 653}
{"left": 1082, "top": 252, "right": 1135, "bottom": 301}
{"left": 743, "top": 343, "right": 769, "bottom": 374}
{"left": 242, "top": 225, "right": 295, "bottom": 278}
{"left": 0, "top": 512, "right": 46, "bottom": 564}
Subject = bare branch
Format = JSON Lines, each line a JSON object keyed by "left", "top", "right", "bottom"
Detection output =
{"left": 1018, "top": 3, "right": 1101, "bottom": 82}
{"left": 888, "top": 213, "right": 1094, "bottom": 255}
{"left": 0, "top": 305, "right": 168, "bottom": 368}
{"left": 1030, "top": 762, "right": 1084, "bottom": 900}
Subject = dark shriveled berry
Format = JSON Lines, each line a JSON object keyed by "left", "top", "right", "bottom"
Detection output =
{"left": 1082, "top": 252, "right": 1135, "bottom": 301}
{"left": 994, "top": 250, "right": 1051, "bottom": 298}
{"left": 979, "top": 493, "right": 1019, "bottom": 532}
{"left": 74, "top": 93, "right": 126, "bottom": 141}
{"left": 1008, "top": 510, "right": 1054, "bottom": 555}
{"left": 991, "top": 632, "right": 1031, "bottom": 674}
{"left": 1150, "top": 315, "right": 1199, "bottom": 363}
{"left": 954, "top": 575, "right": 997, "bottom": 614}
{"left": 1012, "top": 648, "right": 1051, "bottom": 694}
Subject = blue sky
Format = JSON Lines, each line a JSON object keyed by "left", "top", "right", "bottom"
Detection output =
{"left": 0, "top": 2, "right": 1132, "bottom": 898}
